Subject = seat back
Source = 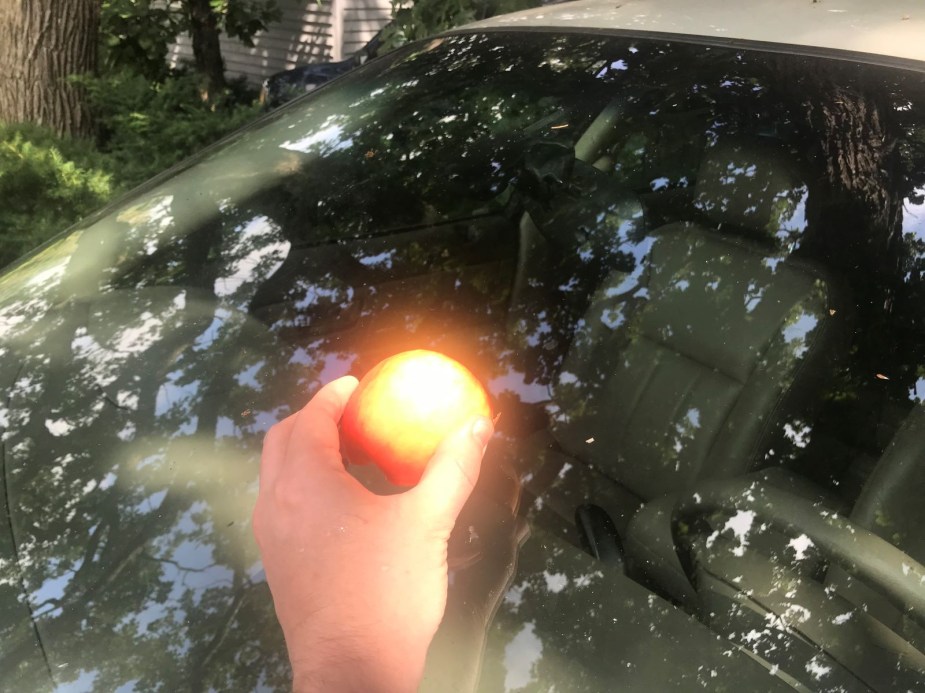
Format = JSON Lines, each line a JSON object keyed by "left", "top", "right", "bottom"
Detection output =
{"left": 826, "top": 406, "right": 925, "bottom": 648}
{"left": 549, "top": 139, "right": 843, "bottom": 499}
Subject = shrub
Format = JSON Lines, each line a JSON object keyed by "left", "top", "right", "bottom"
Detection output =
{"left": 0, "top": 124, "right": 116, "bottom": 267}
{"left": 84, "top": 69, "right": 262, "bottom": 190}
{"left": 0, "top": 71, "right": 261, "bottom": 267}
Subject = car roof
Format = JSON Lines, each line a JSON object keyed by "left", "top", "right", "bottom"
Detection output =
{"left": 461, "top": 0, "right": 925, "bottom": 67}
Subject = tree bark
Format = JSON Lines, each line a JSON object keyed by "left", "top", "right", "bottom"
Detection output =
{"left": 0, "top": 0, "right": 100, "bottom": 138}
{"left": 186, "top": 0, "right": 227, "bottom": 101}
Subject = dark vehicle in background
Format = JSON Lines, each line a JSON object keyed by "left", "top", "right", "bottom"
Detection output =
{"left": 2, "top": 0, "right": 925, "bottom": 690}
{"left": 259, "top": 31, "right": 382, "bottom": 109}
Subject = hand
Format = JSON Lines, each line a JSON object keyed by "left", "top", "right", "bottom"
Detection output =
{"left": 252, "top": 375, "right": 494, "bottom": 692}
{"left": 423, "top": 456, "right": 530, "bottom": 692}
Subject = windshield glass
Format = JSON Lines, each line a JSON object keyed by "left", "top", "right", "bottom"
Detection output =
{"left": 1, "top": 31, "right": 924, "bottom": 690}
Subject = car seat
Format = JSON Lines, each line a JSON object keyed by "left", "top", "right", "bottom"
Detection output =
{"left": 506, "top": 137, "right": 849, "bottom": 540}
{"left": 647, "top": 406, "right": 925, "bottom": 688}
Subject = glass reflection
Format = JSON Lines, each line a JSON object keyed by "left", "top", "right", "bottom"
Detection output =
{"left": 0, "top": 30, "right": 924, "bottom": 692}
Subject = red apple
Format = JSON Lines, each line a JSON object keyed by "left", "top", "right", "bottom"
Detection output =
{"left": 340, "top": 350, "right": 492, "bottom": 486}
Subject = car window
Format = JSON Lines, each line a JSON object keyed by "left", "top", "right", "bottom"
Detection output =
{"left": 1, "top": 32, "right": 924, "bottom": 690}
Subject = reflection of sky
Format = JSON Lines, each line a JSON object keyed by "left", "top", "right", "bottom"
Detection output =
{"left": 56, "top": 669, "right": 97, "bottom": 692}
{"left": 777, "top": 185, "right": 809, "bottom": 241}
{"left": 216, "top": 415, "right": 237, "bottom": 439}
{"left": 317, "top": 351, "right": 355, "bottom": 385}
{"left": 782, "top": 312, "right": 818, "bottom": 358}
{"left": 164, "top": 540, "right": 234, "bottom": 605}
{"left": 213, "top": 216, "right": 289, "bottom": 302}
{"left": 504, "top": 621, "right": 543, "bottom": 691}
{"left": 489, "top": 367, "right": 552, "bottom": 404}
{"left": 902, "top": 187, "right": 925, "bottom": 240}
{"left": 33, "top": 568, "right": 75, "bottom": 617}
{"left": 235, "top": 360, "right": 266, "bottom": 389}
{"left": 910, "top": 378, "right": 925, "bottom": 402}
{"left": 192, "top": 308, "right": 232, "bottom": 352}
{"left": 155, "top": 370, "right": 201, "bottom": 418}
{"left": 280, "top": 121, "right": 353, "bottom": 156}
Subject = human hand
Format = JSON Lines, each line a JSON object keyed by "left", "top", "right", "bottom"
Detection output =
{"left": 422, "top": 457, "right": 529, "bottom": 692}
{"left": 252, "top": 375, "right": 494, "bottom": 692}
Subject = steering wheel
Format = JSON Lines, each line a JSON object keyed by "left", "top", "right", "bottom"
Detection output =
{"left": 668, "top": 478, "right": 925, "bottom": 630}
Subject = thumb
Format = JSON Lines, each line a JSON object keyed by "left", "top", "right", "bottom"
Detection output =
{"left": 412, "top": 415, "right": 494, "bottom": 525}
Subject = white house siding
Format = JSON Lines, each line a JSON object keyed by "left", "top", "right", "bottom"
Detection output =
{"left": 341, "top": 0, "right": 391, "bottom": 57}
{"left": 168, "top": 0, "right": 391, "bottom": 86}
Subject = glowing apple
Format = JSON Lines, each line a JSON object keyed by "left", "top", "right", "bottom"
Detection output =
{"left": 340, "top": 350, "right": 492, "bottom": 486}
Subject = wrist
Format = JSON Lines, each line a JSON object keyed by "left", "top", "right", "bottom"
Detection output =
{"left": 288, "top": 633, "right": 427, "bottom": 693}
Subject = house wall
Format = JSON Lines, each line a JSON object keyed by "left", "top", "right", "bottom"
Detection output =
{"left": 342, "top": 0, "right": 391, "bottom": 57}
{"left": 168, "top": 0, "right": 391, "bottom": 85}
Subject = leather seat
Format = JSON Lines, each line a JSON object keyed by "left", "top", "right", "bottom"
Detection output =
{"left": 513, "top": 138, "right": 847, "bottom": 536}
{"left": 645, "top": 407, "right": 925, "bottom": 688}
{"left": 825, "top": 406, "right": 925, "bottom": 650}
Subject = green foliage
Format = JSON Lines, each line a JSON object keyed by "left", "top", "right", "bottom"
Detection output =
{"left": 0, "top": 72, "right": 261, "bottom": 268}
{"left": 101, "top": 0, "right": 185, "bottom": 80}
{"left": 382, "top": 0, "right": 541, "bottom": 48}
{"left": 101, "top": 1, "right": 281, "bottom": 80}
{"left": 214, "top": 0, "right": 282, "bottom": 46}
{"left": 0, "top": 124, "right": 116, "bottom": 267}
{"left": 83, "top": 70, "right": 261, "bottom": 190}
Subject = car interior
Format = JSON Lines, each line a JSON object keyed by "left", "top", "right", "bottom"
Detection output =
{"left": 117, "top": 73, "right": 924, "bottom": 687}
{"left": 6, "top": 33, "right": 923, "bottom": 690}
{"left": 213, "top": 83, "right": 924, "bottom": 686}
{"left": 481, "top": 118, "right": 925, "bottom": 688}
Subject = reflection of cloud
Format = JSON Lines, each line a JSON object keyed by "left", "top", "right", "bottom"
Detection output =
{"left": 782, "top": 311, "right": 819, "bottom": 359}
{"left": 902, "top": 187, "right": 925, "bottom": 240}
{"left": 489, "top": 367, "right": 552, "bottom": 404}
{"left": 280, "top": 120, "right": 353, "bottom": 156}
{"left": 504, "top": 621, "right": 543, "bottom": 691}
{"left": 706, "top": 509, "right": 757, "bottom": 557}
{"left": 45, "top": 418, "right": 76, "bottom": 437}
{"left": 787, "top": 534, "right": 814, "bottom": 561}
{"left": 543, "top": 571, "right": 568, "bottom": 593}
{"left": 213, "top": 217, "right": 289, "bottom": 302}
{"left": 910, "top": 377, "right": 925, "bottom": 402}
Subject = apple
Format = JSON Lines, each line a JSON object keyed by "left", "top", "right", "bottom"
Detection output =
{"left": 340, "top": 350, "right": 492, "bottom": 486}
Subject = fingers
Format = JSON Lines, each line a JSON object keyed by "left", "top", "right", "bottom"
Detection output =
{"left": 413, "top": 415, "right": 493, "bottom": 525}
{"left": 285, "top": 375, "right": 359, "bottom": 473}
{"left": 303, "top": 375, "right": 359, "bottom": 424}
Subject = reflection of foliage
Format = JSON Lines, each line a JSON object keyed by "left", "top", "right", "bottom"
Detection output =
{"left": 2, "top": 31, "right": 925, "bottom": 690}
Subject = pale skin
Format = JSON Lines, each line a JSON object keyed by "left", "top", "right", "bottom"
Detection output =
{"left": 252, "top": 375, "right": 495, "bottom": 692}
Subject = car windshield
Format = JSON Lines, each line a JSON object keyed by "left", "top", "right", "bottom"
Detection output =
{"left": 1, "top": 30, "right": 925, "bottom": 690}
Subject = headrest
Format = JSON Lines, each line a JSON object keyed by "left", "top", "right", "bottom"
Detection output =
{"left": 694, "top": 138, "right": 808, "bottom": 245}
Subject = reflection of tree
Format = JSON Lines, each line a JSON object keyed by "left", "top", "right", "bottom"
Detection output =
{"left": 1, "top": 30, "right": 925, "bottom": 692}
{"left": 0, "top": 285, "right": 304, "bottom": 689}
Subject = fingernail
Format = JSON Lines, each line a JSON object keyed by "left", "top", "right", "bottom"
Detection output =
{"left": 471, "top": 416, "right": 493, "bottom": 449}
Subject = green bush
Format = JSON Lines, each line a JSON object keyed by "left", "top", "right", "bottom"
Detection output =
{"left": 0, "top": 124, "right": 116, "bottom": 267}
{"left": 0, "top": 71, "right": 261, "bottom": 268}
{"left": 85, "top": 69, "right": 261, "bottom": 189}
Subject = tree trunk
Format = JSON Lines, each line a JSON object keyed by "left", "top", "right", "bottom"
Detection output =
{"left": 186, "top": 0, "right": 227, "bottom": 101}
{"left": 0, "top": 0, "right": 100, "bottom": 138}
